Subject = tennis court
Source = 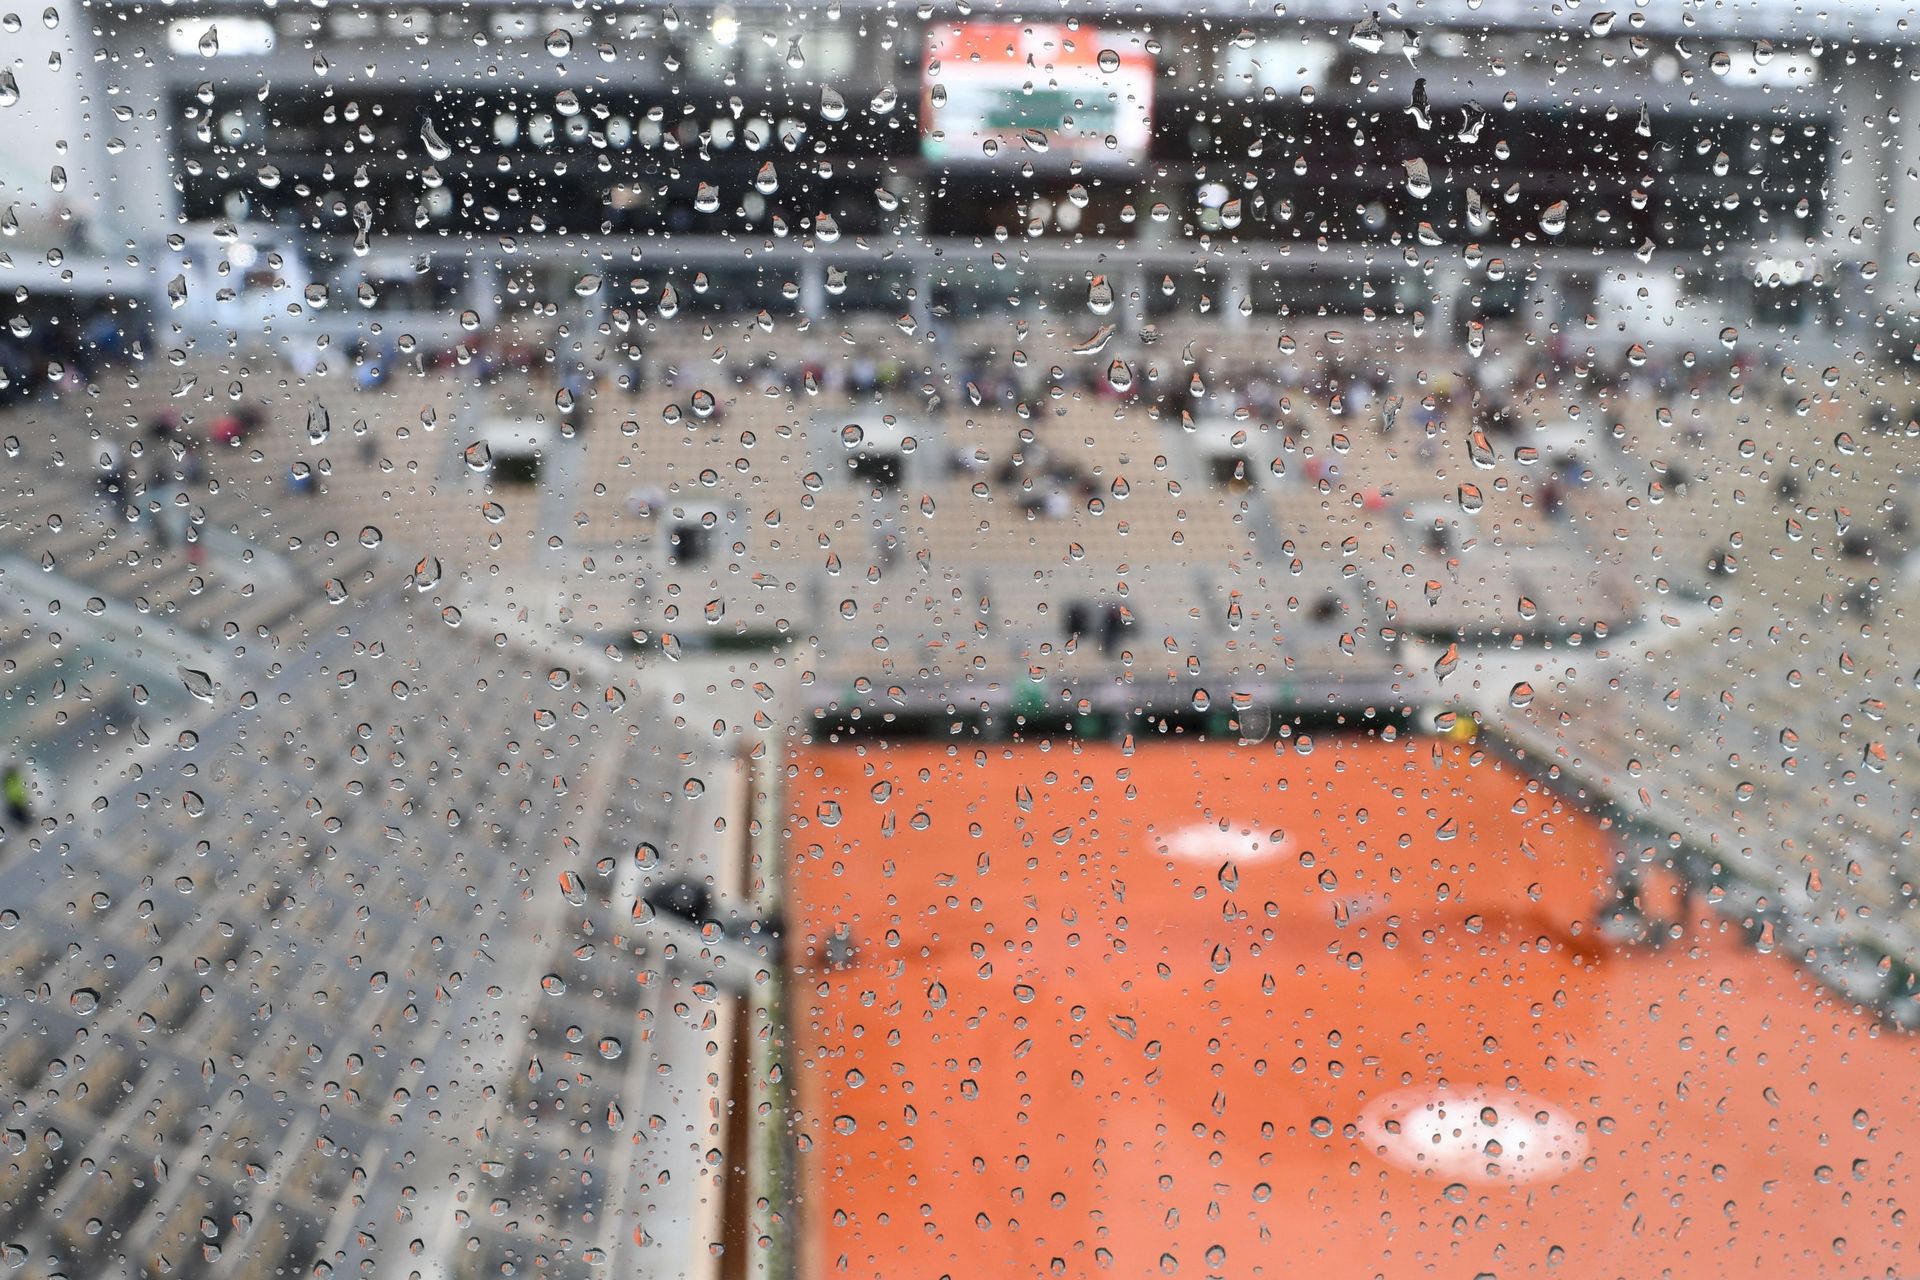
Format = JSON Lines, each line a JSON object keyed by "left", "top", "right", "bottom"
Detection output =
{"left": 789, "top": 732, "right": 1920, "bottom": 1280}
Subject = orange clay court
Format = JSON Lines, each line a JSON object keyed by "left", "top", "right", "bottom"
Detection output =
{"left": 788, "top": 732, "right": 1920, "bottom": 1280}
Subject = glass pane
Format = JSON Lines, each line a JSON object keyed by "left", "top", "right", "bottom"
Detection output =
{"left": 1, "top": 2, "right": 1916, "bottom": 1279}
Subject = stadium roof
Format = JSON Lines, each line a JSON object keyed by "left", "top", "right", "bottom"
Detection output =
{"left": 87, "top": 0, "right": 1918, "bottom": 45}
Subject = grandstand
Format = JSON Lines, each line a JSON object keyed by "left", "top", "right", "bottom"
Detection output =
{"left": 0, "top": 382, "right": 757, "bottom": 1278}
{"left": 3, "top": 299, "right": 1918, "bottom": 1274}
{"left": 4, "top": 306, "right": 1919, "bottom": 1274}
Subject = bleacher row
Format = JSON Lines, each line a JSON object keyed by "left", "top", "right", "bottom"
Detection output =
{"left": 0, "top": 414, "right": 717, "bottom": 1279}
{"left": 33, "top": 338, "right": 1821, "bottom": 715}
{"left": 20, "top": 334, "right": 1911, "bottom": 694}
{"left": 1492, "top": 376, "right": 1920, "bottom": 1018}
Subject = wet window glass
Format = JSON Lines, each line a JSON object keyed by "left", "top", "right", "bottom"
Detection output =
{"left": 0, "top": 1, "right": 1916, "bottom": 1278}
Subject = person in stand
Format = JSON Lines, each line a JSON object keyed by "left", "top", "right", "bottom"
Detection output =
{"left": 559, "top": 361, "right": 590, "bottom": 434}
{"left": 180, "top": 438, "right": 205, "bottom": 487}
{"left": 1064, "top": 602, "right": 1091, "bottom": 648}
{"left": 1540, "top": 478, "right": 1564, "bottom": 521}
{"left": 3, "top": 761, "right": 32, "bottom": 828}
{"left": 147, "top": 456, "right": 181, "bottom": 549}
{"left": 142, "top": 461, "right": 167, "bottom": 548}
{"left": 96, "top": 445, "right": 127, "bottom": 523}
{"left": 1098, "top": 603, "right": 1126, "bottom": 656}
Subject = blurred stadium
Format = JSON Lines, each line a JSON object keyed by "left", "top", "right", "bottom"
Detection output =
{"left": 1, "top": 0, "right": 1918, "bottom": 1276}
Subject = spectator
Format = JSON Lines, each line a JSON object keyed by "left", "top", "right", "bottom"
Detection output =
{"left": 1064, "top": 602, "right": 1092, "bottom": 646}
{"left": 180, "top": 438, "right": 206, "bottom": 487}
{"left": 1540, "top": 479, "right": 1565, "bottom": 521}
{"left": 2, "top": 761, "right": 32, "bottom": 828}
{"left": 96, "top": 445, "right": 127, "bottom": 521}
{"left": 147, "top": 458, "right": 180, "bottom": 549}
{"left": 1098, "top": 603, "right": 1128, "bottom": 656}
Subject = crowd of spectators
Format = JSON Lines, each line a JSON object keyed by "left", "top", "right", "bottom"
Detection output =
{"left": 0, "top": 301, "right": 152, "bottom": 407}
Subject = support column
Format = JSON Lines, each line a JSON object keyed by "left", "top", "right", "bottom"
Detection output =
{"left": 798, "top": 257, "right": 828, "bottom": 321}
{"left": 104, "top": 34, "right": 183, "bottom": 264}
{"left": 1822, "top": 48, "right": 1917, "bottom": 326}
{"left": 1224, "top": 262, "right": 1252, "bottom": 332}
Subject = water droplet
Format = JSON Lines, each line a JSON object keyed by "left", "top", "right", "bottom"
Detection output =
{"left": 1465, "top": 187, "right": 1490, "bottom": 231}
{"left": 1403, "top": 158, "right": 1432, "bottom": 200}
{"left": 420, "top": 117, "right": 451, "bottom": 162}
{"left": 1465, "top": 429, "right": 1496, "bottom": 469}
{"left": 410, "top": 556, "right": 443, "bottom": 591}
{"left": 1087, "top": 275, "right": 1115, "bottom": 316}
